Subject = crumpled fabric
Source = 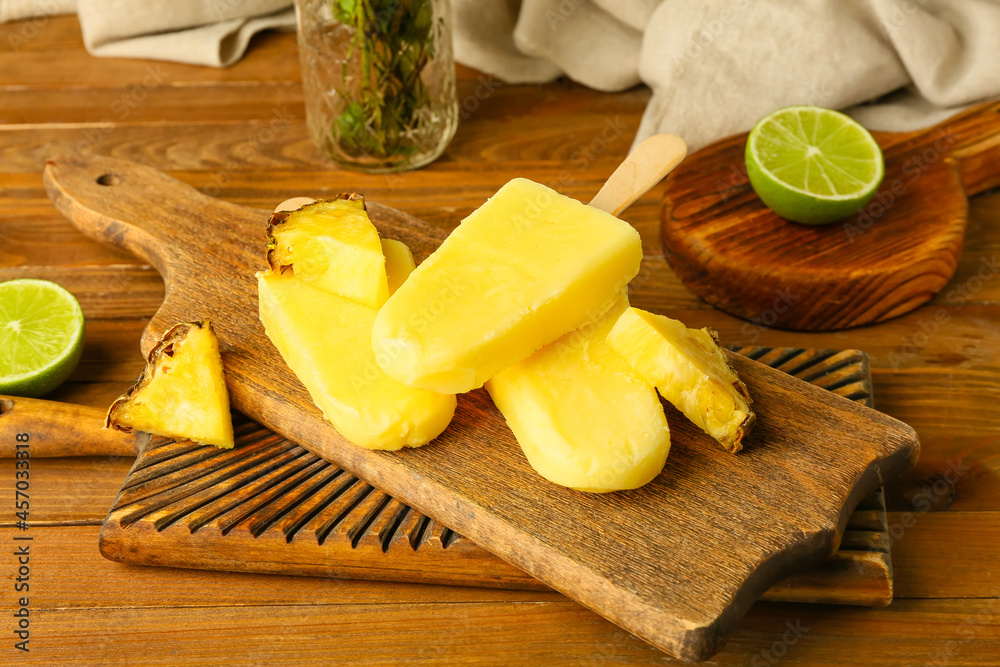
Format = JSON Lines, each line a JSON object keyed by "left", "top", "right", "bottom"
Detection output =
{"left": 452, "top": 0, "right": 1000, "bottom": 149}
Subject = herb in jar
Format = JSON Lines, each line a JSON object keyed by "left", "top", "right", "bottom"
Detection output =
{"left": 331, "top": 0, "right": 438, "bottom": 159}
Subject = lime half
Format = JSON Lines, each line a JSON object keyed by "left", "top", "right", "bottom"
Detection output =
{"left": 745, "top": 106, "right": 884, "bottom": 225}
{"left": 0, "top": 279, "right": 85, "bottom": 397}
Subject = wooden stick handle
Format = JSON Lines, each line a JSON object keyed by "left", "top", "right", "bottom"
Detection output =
{"left": 589, "top": 134, "right": 687, "bottom": 215}
{"left": 0, "top": 395, "right": 138, "bottom": 458}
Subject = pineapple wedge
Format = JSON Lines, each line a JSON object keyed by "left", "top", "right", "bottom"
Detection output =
{"left": 606, "top": 307, "right": 754, "bottom": 453}
{"left": 486, "top": 295, "right": 670, "bottom": 493}
{"left": 106, "top": 321, "right": 234, "bottom": 449}
{"left": 266, "top": 195, "right": 389, "bottom": 307}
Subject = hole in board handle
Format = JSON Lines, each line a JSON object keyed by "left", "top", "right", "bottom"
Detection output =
{"left": 96, "top": 173, "right": 121, "bottom": 186}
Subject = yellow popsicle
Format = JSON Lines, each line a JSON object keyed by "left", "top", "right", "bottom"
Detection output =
{"left": 380, "top": 238, "right": 416, "bottom": 296}
{"left": 372, "top": 178, "right": 643, "bottom": 394}
{"left": 257, "top": 242, "right": 455, "bottom": 451}
{"left": 486, "top": 294, "right": 670, "bottom": 493}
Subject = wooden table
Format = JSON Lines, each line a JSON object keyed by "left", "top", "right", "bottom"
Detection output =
{"left": 2, "top": 16, "right": 998, "bottom": 666}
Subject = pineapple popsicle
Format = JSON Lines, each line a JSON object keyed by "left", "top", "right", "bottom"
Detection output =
{"left": 486, "top": 294, "right": 670, "bottom": 493}
{"left": 258, "top": 264, "right": 456, "bottom": 451}
{"left": 259, "top": 198, "right": 455, "bottom": 451}
{"left": 372, "top": 178, "right": 643, "bottom": 394}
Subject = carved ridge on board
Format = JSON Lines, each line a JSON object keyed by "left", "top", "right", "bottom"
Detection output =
{"left": 105, "top": 348, "right": 889, "bottom": 569}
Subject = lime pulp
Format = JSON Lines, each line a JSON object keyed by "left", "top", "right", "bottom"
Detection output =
{"left": 745, "top": 105, "right": 884, "bottom": 225}
{"left": 0, "top": 279, "right": 85, "bottom": 397}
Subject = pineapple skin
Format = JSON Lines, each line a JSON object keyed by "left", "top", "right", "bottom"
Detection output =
{"left": 105, "top": 320, "right": 235, "bottom": 449}
{"left": 607, "top": 308, "right": 754, "bottom": 454}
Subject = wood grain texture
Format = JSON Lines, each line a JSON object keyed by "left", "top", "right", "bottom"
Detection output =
{"left": 0, "top": 15, "right": 997, "bottom": 664}
{"left": 97, "top": 347, "right": 893, "bottom": 607}
{"left": 0, "top": 536, "right": 996, "bottom": 667}
{"left": 661, "top": 101, "right": 1000, "bottom": 332}
{"left": 42, "top": 155, "right": 918, "bottom": 661}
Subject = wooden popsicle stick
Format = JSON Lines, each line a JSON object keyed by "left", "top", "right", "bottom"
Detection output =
{"left": 0, "top": 395, "right": 138, "bottom": 458}
{"left": 589, "top": 134, "right": 687, "bottom": 215}
{"left": 274, "top": 197, "right": 317, "bottom": 213}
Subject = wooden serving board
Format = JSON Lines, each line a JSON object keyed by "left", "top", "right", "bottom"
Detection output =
{"left": 662, "top": 101, "right": 1000, "bottom": 331}
{"left": 99, "top": 347, "right": 893, "bottom": 607}
{"left": 45, "top": 155, "right": 919, "bottom": 662}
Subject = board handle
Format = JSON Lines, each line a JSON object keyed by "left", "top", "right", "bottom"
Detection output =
{"left": 44, "top": 156, "right": 237, "bottom": 278}
{"left": 933, "top": 100, "right": 1000, "bottom": 196}
{"left": 0, "top": 396, "right": 138, "bottom": 458}
{"left": 44, "top": 154, "right": 270, "bottom": 355}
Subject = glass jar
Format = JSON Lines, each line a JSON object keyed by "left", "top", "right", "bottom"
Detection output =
{"left": 294, "top": 0, "right": 458, "bottom": 173}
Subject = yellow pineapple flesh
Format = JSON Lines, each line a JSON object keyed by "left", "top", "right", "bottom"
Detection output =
{"left": 258, "top": 227, "right": 454, "bottom": 450}
{"left": 105, "top": 320, "right": 234, "bottom": 449}
{"left": 266, "top": 196, "right": 389, "bottom": 307}
{"left": 486, "top": 294, "right": 670, "bottom": 492}
{"left": 606, "top": 307, "right": 754, "bottom": 453}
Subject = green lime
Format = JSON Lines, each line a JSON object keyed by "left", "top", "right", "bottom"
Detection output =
{"left": 745, "top": 105, "right": 884, "bottom": 225}
{"left": 0, "top": 279, "right": 85, "bottom": 398}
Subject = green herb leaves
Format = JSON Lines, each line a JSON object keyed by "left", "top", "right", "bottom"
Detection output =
{"left": 330, "top": 0, "right": 438, "bottom": 159}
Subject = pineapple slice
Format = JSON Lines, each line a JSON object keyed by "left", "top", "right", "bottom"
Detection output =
{"left": 486, "top": 295, "right": 670, "bottom": 493}
{"left": 266, "top": 195, "right": 389, "bottom": 307}
{"left": 106, "top": 321, "right": 234, "bottom": 449}
{"left": 606, "top": 307, "right": 754, "bottom": 453}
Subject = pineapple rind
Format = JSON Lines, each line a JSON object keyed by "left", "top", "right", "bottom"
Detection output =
{"left": 607, "top": 307, "right": 754, "bottom": 453}
{"left": 105, "top": 320, "right": 235, "bottom": 449}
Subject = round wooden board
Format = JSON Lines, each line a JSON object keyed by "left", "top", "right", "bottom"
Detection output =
{"left": 660, "top": 102, "right": 1000, "bottom": 331}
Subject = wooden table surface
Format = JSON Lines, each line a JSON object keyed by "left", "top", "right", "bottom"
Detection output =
{"left": 2, "top": 16, "right": 998, "bottom": 666}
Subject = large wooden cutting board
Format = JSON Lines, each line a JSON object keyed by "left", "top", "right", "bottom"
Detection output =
{"left": 97, "top": 347, "right": 893, "bottom": 607}
{"left": 44, "top": 156, "right": 919, "bottom": 662}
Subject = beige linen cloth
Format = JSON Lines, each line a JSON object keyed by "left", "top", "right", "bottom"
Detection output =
{"left": 1, "top": 0, "right": 295, "bottom": 67}
{"left": 453, "top": 0, "right": 1000, "bottom": 149}
{"left": 4, "top": 0, "right": 999, "bottom": 148}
